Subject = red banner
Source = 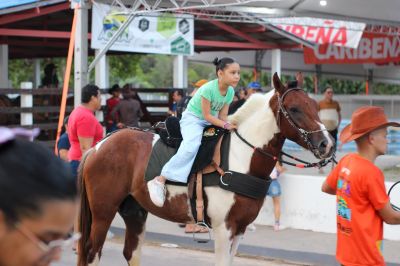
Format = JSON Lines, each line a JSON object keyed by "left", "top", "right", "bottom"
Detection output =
{"left": 303, "top": 33, "right": 400, "bottom": 64}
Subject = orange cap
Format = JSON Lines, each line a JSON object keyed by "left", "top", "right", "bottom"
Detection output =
{"left": 193, "top": 79, "right": 208, "bottom": 88}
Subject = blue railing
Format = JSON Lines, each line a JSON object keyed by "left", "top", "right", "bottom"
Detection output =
{"left": 284, "top": 120, "right": 400, "bottom": 155}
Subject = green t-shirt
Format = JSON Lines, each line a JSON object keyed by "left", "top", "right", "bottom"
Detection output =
{"left": 187, "top": 79, "right": 235, "bottom": 119}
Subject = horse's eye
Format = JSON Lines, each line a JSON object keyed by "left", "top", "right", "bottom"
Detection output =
{"left": 289, "top": 107, "right": 300, "bottom": 113}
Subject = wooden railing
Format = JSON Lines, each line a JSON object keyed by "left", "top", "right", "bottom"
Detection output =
{"left": 0, "top": 87, "right": 185, "bottom": 145}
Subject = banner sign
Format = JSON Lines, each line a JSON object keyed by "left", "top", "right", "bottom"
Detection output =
{"left": 304, "top": 33, "right": 400, "bottom": 64}
{"left": 91, "top": 3, "right": 194, "bottom": 55}
{"left": 267, "top": 17, "right": 365, "bottom": 49}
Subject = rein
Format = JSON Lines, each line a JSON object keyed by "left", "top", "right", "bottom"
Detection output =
{"left": 232, "top": 86, "right": 337, "bottom": 169}
{"left": 233, "top": 130, "right": 335, "bottom": 169}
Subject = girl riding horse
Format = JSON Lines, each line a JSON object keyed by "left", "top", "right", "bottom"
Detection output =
{"left": 147, "top": 57, "right": 239, "bottom": 207}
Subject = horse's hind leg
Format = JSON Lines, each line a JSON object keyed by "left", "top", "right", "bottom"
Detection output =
{"left": 87, "top": 205, "right": 119, "bottom": 266}
{"left": 118, "top": 195, "right": 148, "bottom": 266}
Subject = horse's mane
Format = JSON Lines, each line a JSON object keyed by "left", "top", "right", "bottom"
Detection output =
{"left": 228, "top": 90, "right": 279, "bottom": 148}
{"left": 228, "top": 90, "right": 275, "bottom": 126}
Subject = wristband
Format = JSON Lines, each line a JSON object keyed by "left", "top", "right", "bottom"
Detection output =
{"left": 223, "top": 122, "right": 231, "bottom": 129}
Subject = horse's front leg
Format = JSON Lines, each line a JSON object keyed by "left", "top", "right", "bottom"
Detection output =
{"left": 229, "top": 234, "right": 242, "bottom": 264}
{"left": 214, "top": 223, "right": 236, "bottom": 266}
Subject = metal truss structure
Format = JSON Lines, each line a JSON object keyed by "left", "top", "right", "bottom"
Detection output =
{"left": 88, "top": 0, "right": 281, "bottom": 72}
{"left": 88, "top": 0, "right": 400, "bottom": 73}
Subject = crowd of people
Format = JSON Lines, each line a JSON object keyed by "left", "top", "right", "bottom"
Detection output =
{"left": 2, "top": 58, "right": 400, "bottom": 266}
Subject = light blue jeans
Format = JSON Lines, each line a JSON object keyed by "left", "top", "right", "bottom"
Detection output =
{"left": 161, "top": 111, "right": 210, "bottom": 183}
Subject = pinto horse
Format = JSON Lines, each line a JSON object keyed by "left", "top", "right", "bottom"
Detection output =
{"left": 77, "top": 74, "right": 334, "bottom": 266}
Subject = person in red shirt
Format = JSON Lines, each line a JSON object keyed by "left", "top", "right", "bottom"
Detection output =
{"left": 105, "top": 84, "right": 121, "bottom": 133}
{"left": 68, "top": 84, "right": 103, "bottom": 178}
{"left": 322, "top": 106, "right": 400, "bottom": 266}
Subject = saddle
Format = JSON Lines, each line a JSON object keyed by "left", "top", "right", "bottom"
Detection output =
{"left": 152, "top": 116, "right": 226, "bottom": 175}
{"left": 146, "top": 117, "right": 271, "bottom": 230}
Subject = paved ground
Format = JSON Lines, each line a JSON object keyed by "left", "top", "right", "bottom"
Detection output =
{"left": 54, "top": 151, "right": 400, "bottom": 265}
{"left": 55, "top": 214, "right": 400, "bottom": 266}
{"left": 55, "top": 241, "right": 304, "bottom": 266}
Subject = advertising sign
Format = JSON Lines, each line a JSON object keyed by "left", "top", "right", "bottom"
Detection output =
{"left": 303, "top": 33, "right": 400, "bottom": 64}
{"left": 267, "top": 17, "right": 365, "bottom": 49}
{"left": 91, "top": 3, "right": 194, "bottom": 55}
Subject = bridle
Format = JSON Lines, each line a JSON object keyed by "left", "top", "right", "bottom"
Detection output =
{"left": 234, "top": 87, "right": 336, "bottom": 169}
{"left": 276, "top": 87, "right": 326, "bottom": 158}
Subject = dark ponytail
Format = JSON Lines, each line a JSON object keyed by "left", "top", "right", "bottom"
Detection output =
{"left": 213, "top": 57, "right": 236, "bottom": 75}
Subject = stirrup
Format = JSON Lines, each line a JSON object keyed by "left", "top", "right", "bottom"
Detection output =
{"left": 192, "top": 221, "right": 211, "bottom": 243}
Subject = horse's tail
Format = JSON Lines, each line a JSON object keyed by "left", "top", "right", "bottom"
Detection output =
{"left": 77, "top": 149, "right": 94, "bottom": 266}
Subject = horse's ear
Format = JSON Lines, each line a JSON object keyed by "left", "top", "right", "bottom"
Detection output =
{"left": 273, "top": 72, "right": 286, "bottom": 95}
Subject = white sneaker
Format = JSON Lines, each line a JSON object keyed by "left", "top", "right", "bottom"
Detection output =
{"left": 274, "top": 223, "right": 280, "bottom": 231}
{"left": 147, "top": 179, "right": 166, "bottom": 207}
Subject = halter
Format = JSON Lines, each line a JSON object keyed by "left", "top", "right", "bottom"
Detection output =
{"left": 233, "top": 87, "right": 336, "bottom": 169}
{"left": 277, "top": 88, "right": 326, "bottom": 158}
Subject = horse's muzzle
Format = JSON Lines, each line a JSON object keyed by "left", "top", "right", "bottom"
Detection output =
{"left": 315, "top": 136, "right": 334, "bottom": 159}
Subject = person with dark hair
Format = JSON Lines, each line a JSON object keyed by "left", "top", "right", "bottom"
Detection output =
{"left": 318, "top": 86, "right": 341, "bottom": 146}
{"left": 105, "top": 84, "right": 121, "bottom": 133}
{"left": 322, "top": 106, "right": 400, "bottom": 266}
{"left": 111, "top": 86, "right": 143, "bottom": 128}
{"left": 67, "top": 84, "right": 103, "bottom": 178}
{"left": 57, "top": 115, "right": 70, "bottom": 162}
{"left": 176, "top": 79, "right": 208, "bottom": 120}
{"left": 0, "top": 127, "right": 79, "bottom": 266}
{"left": 41, "top": 63, "right": 59, "bottom": 88}
{"left": 228, "top": 81, "right": 262, "bottom": 115}
{"left": 148, "top": 57, "right": 240, "bottom": 207}
{"left": 168, "top": 90, "right": 184, "bottom": 117}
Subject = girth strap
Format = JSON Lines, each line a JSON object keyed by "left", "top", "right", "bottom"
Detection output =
{"left": 219, "top": 170, "right": 271, "bottom": 199}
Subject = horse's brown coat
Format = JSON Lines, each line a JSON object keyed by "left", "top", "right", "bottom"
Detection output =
{"left": 77, "top": 74, "right": 334, "bottom": 266}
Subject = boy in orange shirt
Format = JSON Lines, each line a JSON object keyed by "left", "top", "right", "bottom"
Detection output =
{"left": 322, "top": 106, "right": 400, "bottom": 266}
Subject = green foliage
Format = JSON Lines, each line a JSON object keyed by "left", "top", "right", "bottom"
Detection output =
{"left": 7, "top": 55, "right": 400, "bottom": 96}
{"left": 9, "top": 59, "right": 33, "bottom": 88}
{"left": 108, "top": 54, "right": 141, "bottom": 86}
{"left": 138, "top": 55, "right": 173, "bottom": 87}
{"left": 187, "top": 61, "right": 214, "bottom": 85}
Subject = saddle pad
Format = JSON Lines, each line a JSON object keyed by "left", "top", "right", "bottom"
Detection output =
{"left": 144, "top": 138, "right": 177, "bottom": 184}
{"left": 145, "top": 125, "right": 226, "bottom": 183}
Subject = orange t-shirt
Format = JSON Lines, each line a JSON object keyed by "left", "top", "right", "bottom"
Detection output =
{"left": 326, "top": 153, "right": 389, "bottom": 266}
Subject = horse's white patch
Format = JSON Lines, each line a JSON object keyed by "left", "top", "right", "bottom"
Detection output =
{"left": 166, "top": 185, "right": 187, "bottom": 200}
{"left": 152, "top": 133, "right": 160, "bottom": 147}
{"left": 228, "top": 91, "right": 279, "bottom": 173}
{"left": 166, "top": 184, "right": 192, "bottom": 218}
{"left": 205, "top": 187, "right": 235, "bottom": 228}
{"left": 128, "top": 227, "right": 145, "bottom": 266}
{"left": 88, "top": 253, "right": 100, "bottom": 266}
{"left": 318, "top": 122, "right": 334, "bottom": 157}
{"left": 95, "top": 136, "right": 109, "bottom": 151}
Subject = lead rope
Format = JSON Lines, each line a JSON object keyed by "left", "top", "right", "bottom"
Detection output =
{"left": 233, "top": 130, "right": 336, "bottom": 169}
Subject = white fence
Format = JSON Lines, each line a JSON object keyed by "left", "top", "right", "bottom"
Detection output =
{"left": 255, "top": 173, "right": 400, "bottom": 241}
{"left": 312, "top": 94, "right": 400, "bottom": 119}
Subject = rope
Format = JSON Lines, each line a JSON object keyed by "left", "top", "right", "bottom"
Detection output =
{"left": 233, "top": 129, "right": 335, "bottom": 169}
{"left": 388, "top": 181, "right": 400, "bottom": 211}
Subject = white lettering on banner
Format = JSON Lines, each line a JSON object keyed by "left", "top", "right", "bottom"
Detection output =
{"left": 304, "top": 33, "right": 400, "bottom": 64}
